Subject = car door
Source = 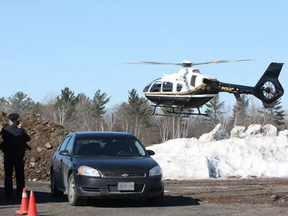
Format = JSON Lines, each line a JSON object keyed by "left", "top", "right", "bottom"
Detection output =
{"left": 52, "top": 136, "right": 71, "bottom": 190}
{"left": 61, "top": 135, "right": 75, "bottom": 190}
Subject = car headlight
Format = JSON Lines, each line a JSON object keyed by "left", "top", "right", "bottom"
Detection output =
{"left": 149, "top": 165, "right": 162, "bottom": 176}
{"left": 78, "top": 166, "right": 101, "bottom": 177}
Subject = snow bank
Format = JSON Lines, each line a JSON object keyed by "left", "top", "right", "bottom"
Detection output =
{"left": 147, "top": 124, "right": 288, "bottom": 180}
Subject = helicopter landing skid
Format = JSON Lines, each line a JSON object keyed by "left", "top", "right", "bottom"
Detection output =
{"left": 151, "top": 105, "right": 208, "bottom": 117}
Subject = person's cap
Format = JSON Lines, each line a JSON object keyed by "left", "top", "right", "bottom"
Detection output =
{"left": 7, "top": 113, "right": 19, "bottom": 121}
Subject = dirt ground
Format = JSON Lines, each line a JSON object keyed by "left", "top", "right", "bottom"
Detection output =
{"left": 1, "top": 178, "right": 288, "bottom": 216}
{"left": 164, "top": 178, "right": 288, "bottom": 206}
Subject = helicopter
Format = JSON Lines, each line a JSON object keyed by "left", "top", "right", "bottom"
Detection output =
{"left": 125, "top": 59, "right": 284, "bottom": 116}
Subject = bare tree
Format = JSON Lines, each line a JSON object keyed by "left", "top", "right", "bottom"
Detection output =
{"left": 157, "top": 117, "right": 172, "bottom": 142}
{"left": 114, "top": 103, "right": 131, "bottom": 133}
{"left": 73, "top": 94, "right": 96, "bottom": 131}
{"left": 0, "top": 97, "right": 9, "bottom": 113}
{"left": 51, "top": 87, "right": 78, "bottom": 126}
{"left": 218, "top": 105, "right": 232, "bottom": 132}
{"left": 232, "top": 95, "right": 249, "bottom": 127}
{"left": 181, "top": 117, "right": 196, "bottom": 138}
{"left": 248, "top": 99, "right": 263, "bottom": 125}
{"left": 41, "top": 93, "right": 57, "bottom": 121}
{"left": 103, "top": 106, "right": 117, "bottom": 131}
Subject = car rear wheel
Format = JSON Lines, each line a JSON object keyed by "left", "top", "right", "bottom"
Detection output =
{"left": 146, "top": 191, "right": 164, "bottom": 206}
{"left": 68, "top": 174, "right": 83, "bottom": 206}
{"left": 50, "top": 170, "right": 63, "bottom": 197}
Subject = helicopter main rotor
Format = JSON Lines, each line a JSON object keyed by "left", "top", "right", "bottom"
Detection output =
{"left": 124, "top": 58, "right": 257, "bottom": 68}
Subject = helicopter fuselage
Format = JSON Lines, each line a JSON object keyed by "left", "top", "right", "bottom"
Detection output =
{"left": 142, "top": 62, "right": 284, "bottom": 116}
{"left": 143, "top": 68, "right": 219, "bottom": 108}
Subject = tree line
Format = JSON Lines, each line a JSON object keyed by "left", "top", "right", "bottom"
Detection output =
{"left": 0, "top": 88, "right": 287, "bottom": 146}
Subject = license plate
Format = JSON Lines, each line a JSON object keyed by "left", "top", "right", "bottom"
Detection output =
{"left": 117, "top": 182, "right": 135, "bottom": 191}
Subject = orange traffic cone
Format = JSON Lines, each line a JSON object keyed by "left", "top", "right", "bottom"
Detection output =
{"left": 27, "top": 191, "right": 38, "bottom": 216}
{"left": 15, "top": 188, "right": 29, "bottom": 215}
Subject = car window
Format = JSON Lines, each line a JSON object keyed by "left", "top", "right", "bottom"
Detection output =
{"left": 65, "top": 136, "right": 75, "bottom": 154}
{"left": 58, "top": 136, "right": 71, "bottom": 152}
{"left": 74, "top": 136, "right": 147, "bottom": 157}
{"left": 133, "top": 140, "right": 146, "bottom": 156}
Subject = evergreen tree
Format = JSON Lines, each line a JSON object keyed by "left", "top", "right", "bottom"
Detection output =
{"left": 28, "top": 102, "right": 43, "bottom": 115}
{"left": 271, "top": 99, "right": 285, "bottom": 130}
{"left": 53, "top": 87, "right": 78, "bottom": 126}
{"left": 260, "top": 99, "right": 286, "bottom": 130}
{"left": 57, "top": 87, "right": 78, "bottom": 105}
{"left": 204, "top": 95, "right": 225, "bottom": 126}
{"left": 116, "top": 89, "right": 151, "bottom": 137}
{"left": 126, "top": 89, "right": 150, "bottom": 122}
{"left": 7, "top": 91, "right": 32, "bottom": 114}
{"left": 92, "top": 89, "right": 111, "bottom": 118}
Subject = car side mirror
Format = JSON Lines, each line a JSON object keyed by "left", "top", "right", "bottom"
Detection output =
{"left": 147, "top": 150, "right": 155, "bottom": 156}
{"left": 60, "top": 149, "right": 70, "bottom": 156}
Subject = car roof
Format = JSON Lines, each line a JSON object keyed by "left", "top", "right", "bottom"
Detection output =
{"left": 68, "top": 131, "right": 136, "bottom": 138}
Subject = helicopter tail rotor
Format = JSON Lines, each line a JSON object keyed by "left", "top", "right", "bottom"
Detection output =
{"left": 253, "top": 62, "right": 284, "bottom": 108}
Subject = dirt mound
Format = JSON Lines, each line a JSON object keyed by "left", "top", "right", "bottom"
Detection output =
{"left": 0, "top": 112, "right": 72, "bottom": 181}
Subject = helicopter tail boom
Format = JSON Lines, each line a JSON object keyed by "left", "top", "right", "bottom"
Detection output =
{"left": 253, "top": 62, "right": 284, "bottom": 108}
{"left": 211, "top": 62, "right": 284, "bottom": 108}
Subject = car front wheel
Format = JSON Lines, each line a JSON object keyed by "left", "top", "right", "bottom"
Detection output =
{"left": 68, "top": 174, "right": 83, "bottom": 206}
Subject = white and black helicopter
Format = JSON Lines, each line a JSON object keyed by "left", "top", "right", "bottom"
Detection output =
{"left": 125, "top": 59, "right": 284, "bottom": 116}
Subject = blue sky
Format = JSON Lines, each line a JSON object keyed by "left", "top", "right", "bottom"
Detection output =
{"left": 0, "top": 0, "right": 287, "bottom": 110}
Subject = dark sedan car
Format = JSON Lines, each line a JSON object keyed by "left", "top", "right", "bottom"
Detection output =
{"left": 50, "top": 132, "right": 164, "bottom": 206}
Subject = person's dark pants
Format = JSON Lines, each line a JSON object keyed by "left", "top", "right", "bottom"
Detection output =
{"left": 4, "top": 154, "right": 25, "bottom": 198}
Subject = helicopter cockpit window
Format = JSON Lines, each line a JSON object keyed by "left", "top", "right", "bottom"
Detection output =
{"left": 162, "top": 82, "right": 173, "bottom": 92}
{"left": 190, "top": 75, "right": 197, "bottom": 87}
{"left": 150, "top": 81, "right": 162, "bottom": 92}
{"left": 177, "top": 83, "right": 183, "bottom": 92}
{"left": 143, "top": 79, "right": 161, "bottom": 92}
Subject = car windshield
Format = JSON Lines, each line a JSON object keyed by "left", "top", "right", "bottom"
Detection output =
{"left": 74, "top": 135, "right": 147, "bottom": 157}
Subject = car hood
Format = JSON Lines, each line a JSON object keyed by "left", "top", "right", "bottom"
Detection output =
{"left": 75, "top": 157, "right": 159, "bottom": 174}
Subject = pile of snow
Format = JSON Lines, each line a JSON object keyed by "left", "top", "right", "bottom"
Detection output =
{"left": 147, "top": 124, "right": 288, "bottom": 180}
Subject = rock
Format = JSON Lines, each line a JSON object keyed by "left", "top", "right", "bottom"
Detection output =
{"left": 230, "top": 126, "right": 246, "bottom": 138}
{"left": 270, "top": 194, "right": 280, "bottom": 201}
{"left": 263, "top": 124, "right": 278, "bottom": 136}
{"left": 246, "top": 124, "right": 263, "bottom": 136}
{"left": 199, "top": 124, "right": 230, "bottom": 141}
{"left": 45, "top": 143, "right": 52, "bottom": 149}
{"left": 37, "top": 147, "right": 43, "bottom": 152}
{"left": 278, "top": 198, "right": 287, "bottom": 203}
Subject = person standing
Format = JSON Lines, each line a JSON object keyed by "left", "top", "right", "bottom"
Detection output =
{"left": 0, "top": 113, "right": 31, "bottom": 198}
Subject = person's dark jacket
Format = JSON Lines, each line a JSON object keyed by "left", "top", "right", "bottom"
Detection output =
{"left": 0, "top": 125, "right": 31, "bottom": 157}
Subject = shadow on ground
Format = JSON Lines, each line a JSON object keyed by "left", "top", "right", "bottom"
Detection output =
{"left": 85, "top": 195, "right": 200, "bottom": 208}
{"left": 0, "top": 186, "right": 200, "bottom": 208}
{"left": 0, "top": 187, "right": 67, "bottom": 207}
